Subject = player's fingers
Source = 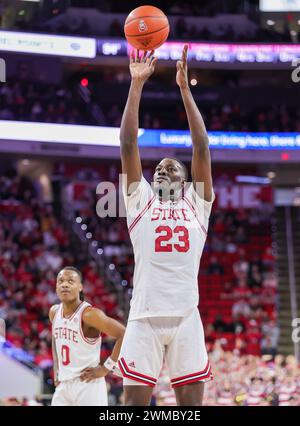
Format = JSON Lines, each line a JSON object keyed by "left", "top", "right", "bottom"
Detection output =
{"left": 146, "top": 50, "right": 154, "bottom": 63}
{"left": 130, "top": 50, "right": 134, "bottom": 63}
{"left": 82, "top": 374, "right": 93, "bottom": 382}
{"left": 177, "top": 61, "right": 183, "bottom": 71}
{"left": 150, "top": 57, "right": 158, "bottom": 68}
{"left": 183, "top": 44, "right": 188, "bottom": 64}
{"left": 136, "top": 49, "right": 140, "bottom": 62}
{"left": 79, "top": 371, "right": 91, "bottom": 379}
{"left": 141, "top": 50, "right": 147, "bottom": 62}
{"left": 183, "top": 44, "right": 188, "bottom": 59}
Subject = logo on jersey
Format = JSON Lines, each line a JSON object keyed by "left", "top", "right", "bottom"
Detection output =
{"left": 138, "top": 20, "right": 148, "bottom": 32}
{"left": 129, "top": 361, "right": 136, "bottom": 368}
{"left": 54, "top": 326, "right": 79, "bottom": 343}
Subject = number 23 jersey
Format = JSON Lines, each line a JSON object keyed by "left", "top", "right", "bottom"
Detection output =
{"left": 123, "top": 176, "right": 215, "bottom": 321}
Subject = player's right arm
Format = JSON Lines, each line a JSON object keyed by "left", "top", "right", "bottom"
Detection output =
{"left": 49, "top": 305, "right": 60, "bottom": 387}
{"left": 120, "top": 49, "right": 158, "bottom": 195}
{"left": 176, "top": 45, "right": 213, "bottom": 204}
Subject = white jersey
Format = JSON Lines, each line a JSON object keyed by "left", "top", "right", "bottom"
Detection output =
{"left": 123, "top": 176, "right": 214, "bottom": 320}
{"left": 52, "top": 301, "right": 101, "bottom": 382}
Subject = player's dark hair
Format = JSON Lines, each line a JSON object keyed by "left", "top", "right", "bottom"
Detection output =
{"left": 61, "top": 266, "right": 84, "bottom": 301}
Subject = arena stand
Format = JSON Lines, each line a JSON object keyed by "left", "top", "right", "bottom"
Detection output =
{"left": 1, "top": 76, "right": 299, "bottom": 132}
{"left": 9, "top": 0, "right": 297, "bottom": 43}
{"left": 156, "top": 349, "right": 300, "bottom": 406}
{"left": 0, "top": 81, "right": 92, "bottom": 125}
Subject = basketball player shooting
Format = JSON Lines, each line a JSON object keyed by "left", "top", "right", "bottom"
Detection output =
{"left": 119, "top": 45, "right": 214, "bottom": 406}
{"left": 49, "top": 266, "right": 125, "bottom": 406}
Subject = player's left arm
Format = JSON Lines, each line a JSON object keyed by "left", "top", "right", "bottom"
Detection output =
{"left": 49, "top": 305, "right": 60, "bottom": 387}
{"left": 80, "top": 308, "right": 125, "bottom": 382}
{"left": 177, "top": 44, "right": 213, "bottom": 202}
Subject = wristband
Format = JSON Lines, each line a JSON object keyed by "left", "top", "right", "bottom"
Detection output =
{"left": 104, "top": 357, "right": 117, "bottom": 371}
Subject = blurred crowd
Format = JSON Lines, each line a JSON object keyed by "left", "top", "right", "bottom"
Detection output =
{"left": 11, "top": 0, "right": 298, "bottom": 43}
{"left": 68, "top": 0, "right": 251, "bottom": 16}
{"left": 139, "top": 103, "right": 300, "bottom": 133}
{"left": 35, "top": 17, "right": 296, "bottom": 43}
{"left": 1, "top": 81, "right": 300, "bottom": 133}
{"left": 156, "top": 347, "right": 300, "bottom": 406}
{"left": 107, "top": 18, "right": 297, "bottom": 43}
{"left": 201, "top": 203, "right": 278, "bottom": 357}
{"left": 0, "top": 82, "right": 90, "bottom": 125}
{"left": 171, "top": 20, "right": 295, "bottom": 43}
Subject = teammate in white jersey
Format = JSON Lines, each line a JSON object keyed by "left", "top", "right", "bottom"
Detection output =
{"left": 118, "top": 45, "right": 214, "bottom": 405}
{"left": 50, "top": 266, "right": 125, "bottom": 406}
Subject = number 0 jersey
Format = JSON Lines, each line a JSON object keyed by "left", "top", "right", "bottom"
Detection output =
{"left": 52, "top": 301, "right": 101, "bottom": 382}
{"left": 123, "top": 176, "right": 215, "bottom": 321}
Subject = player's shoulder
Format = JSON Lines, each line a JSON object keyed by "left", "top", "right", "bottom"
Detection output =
{"left": 82, "top": 305, "right": 105, "bottom": 324}
{"left": 125, "top": 175, "right": 153, "bottom": 198}
{"left": 49, "top": 304, "right": 60, "bottom": 322}
{"left": 185, "top": 181, "right": 215, "bottom": 202}
{"left": 184, "top": 182, "right": 215, "bottom": 217}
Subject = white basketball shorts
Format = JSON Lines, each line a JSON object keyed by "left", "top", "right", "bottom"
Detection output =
{"left": 51, "top": 377, "right": 108, "bottom": 406}
{"left": 118, "top": 308, "right": 212, "bottom": 388}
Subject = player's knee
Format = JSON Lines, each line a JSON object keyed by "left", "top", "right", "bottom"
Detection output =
{"left": 175, "top": 382, "right": 204, "bottom": 406}
{"left": 124, "top": 385, "right": 153, "bottom": 406}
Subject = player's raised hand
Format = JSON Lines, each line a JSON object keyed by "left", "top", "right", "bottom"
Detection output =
{"left": 80, "top": 365, "right": 108, "bottom": 382}
{"left": 176, "top": 44, "right": 189, "bottom": 89}
{"left": 129, "top": 49, "right": 158, "bottom": 83}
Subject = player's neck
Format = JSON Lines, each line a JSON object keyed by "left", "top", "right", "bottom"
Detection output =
{"left": 62, "top": 299, "right": 82, "bottom": 317}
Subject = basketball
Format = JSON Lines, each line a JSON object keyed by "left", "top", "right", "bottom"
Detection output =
{"left": 124, "top": 5, "right": 170, "bottom": 51}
